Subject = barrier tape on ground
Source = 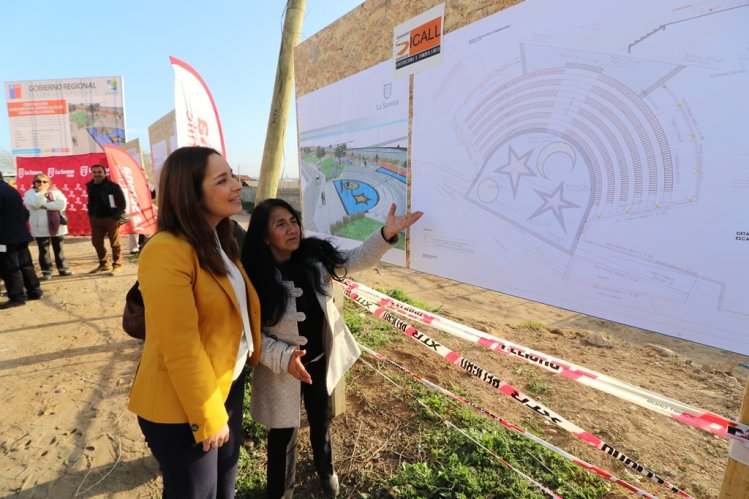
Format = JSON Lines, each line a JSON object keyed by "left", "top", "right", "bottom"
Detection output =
{"left": 344, "top": 288, "right": 693, "bottom": 498}
{"left": 359, "top": 356, "right": 564, "bottom": 499}
{"left": 360, "top": 345, "right": 658, "bottom": 498}
{"left": 340, "top": 279, "right": 749, "bottom": 447}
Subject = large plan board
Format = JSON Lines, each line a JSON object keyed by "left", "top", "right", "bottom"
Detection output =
{"left": 410, "top": 0, "right": 749, "bottom": 354}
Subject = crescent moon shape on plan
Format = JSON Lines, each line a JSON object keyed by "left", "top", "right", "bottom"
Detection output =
{"left": 537, "top": 142, "right": 576, "bottom": 179}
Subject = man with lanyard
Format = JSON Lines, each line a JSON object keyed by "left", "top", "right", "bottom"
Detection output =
{"left": 86, "top": 164, "right": 126, "bottom": 276}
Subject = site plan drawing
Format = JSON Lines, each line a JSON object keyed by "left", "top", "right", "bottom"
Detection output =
{"left": 297, "top": 60, "right": 410, "bottom": 265}
{"left": 410, "top": 0, "right": 749, "bottom": 354}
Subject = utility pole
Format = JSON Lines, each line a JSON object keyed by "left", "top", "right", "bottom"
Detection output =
{"left": 720, "top": 378, "right": 749, "bottom": 498}
{"left": 256, "top": 0, "right": 346, "bottom": 415}
{"left": 256, "top": 0, "right": 306, "bottom": 203}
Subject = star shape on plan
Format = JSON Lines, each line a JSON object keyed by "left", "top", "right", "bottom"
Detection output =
{"left": 494, "top": 146, "right": 535, "bottom": 198}
{"left": 528, "top": 182, "right": 579, "bottom": 233}
{"left": 354, "top": 193, "right": 370, "bottom": 205}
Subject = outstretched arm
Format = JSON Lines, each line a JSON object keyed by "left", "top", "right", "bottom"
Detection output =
{"left": 382, "top": 203, "right": 423, "bottom": 241}
{"left": 340, "top": 203, "right": 424, "bottom": 274}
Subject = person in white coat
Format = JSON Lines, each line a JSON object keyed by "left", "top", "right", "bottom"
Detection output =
{"left": 241, "top": 198, "right": 422, "bottom": 498}
{"left": 23, "top": 174, "right": 73, "bottom": 279}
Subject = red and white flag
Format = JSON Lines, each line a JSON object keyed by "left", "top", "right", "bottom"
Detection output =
{"left": 104, "top": 145, "right": 157, "bottom": 236}
{"left": 170, "top": 56, "right": 227, "bottom": 157}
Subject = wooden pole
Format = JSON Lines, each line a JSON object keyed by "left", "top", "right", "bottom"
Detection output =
{"left": 720, "top": 377, "right": 749, "bottom": 498}
{"left": 256, "top": 0, "right": 306, "bottom": 203}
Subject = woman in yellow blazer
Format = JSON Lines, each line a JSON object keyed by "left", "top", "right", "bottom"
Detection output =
{"left": 128, "top": 146, "right": 261, "bottom": 499}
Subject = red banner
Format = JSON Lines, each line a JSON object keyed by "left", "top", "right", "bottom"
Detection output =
{"left": 16, "top": 153, "right": 106, "bottom": 235}
{"left": 104, "top": 145, "right": 157, "bottom": 236}
{"left": 16, "top": 150, "right": 157, "bottom": 236}
{"left": 170, "top": 56, "right": 227, "bottom": 157}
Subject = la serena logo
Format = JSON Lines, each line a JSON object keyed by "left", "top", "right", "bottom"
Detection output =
{"left": 46, "top": 167, "right": 76, "bottom": 178}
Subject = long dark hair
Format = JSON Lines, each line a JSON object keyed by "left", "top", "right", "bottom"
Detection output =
{"left": 241, "top": 198, "right": 347, "bottom": 326}
{"left": 157, "top": 146, "right": 237, "bottom": 276}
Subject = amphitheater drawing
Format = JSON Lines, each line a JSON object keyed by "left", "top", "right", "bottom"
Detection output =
{"left": 410, "top": 0, "right": 749, "bottom": 354}
{"left": 459, "top": 43, "right": 698, "bottom": 257}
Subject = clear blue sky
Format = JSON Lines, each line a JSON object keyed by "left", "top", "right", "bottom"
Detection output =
{"left": 0, "top": 1, "right": 364, "bottom": 178}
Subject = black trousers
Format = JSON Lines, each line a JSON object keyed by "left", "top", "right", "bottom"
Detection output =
{"left": 0, "top": 242, "right": 42, "bottom": 303}
{"left": 266, "top": 358, "right": 333, "bottom": 498}
{"left": 35, "top": 236, "right": 70, "bottom": 275}
{"left": 138, "top": 369, "right": 246, "bottom": 499}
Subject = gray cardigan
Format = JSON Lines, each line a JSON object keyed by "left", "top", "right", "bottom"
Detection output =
{"left": 250, "top": 229, "right": 395, "bottom": 428}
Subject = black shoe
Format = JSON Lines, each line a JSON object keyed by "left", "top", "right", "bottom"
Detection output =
{"left": 320, "top": 472, "right": 339, "bottom": 497}
{"left": 27, "top": 292, "right": 43, "bottom": 300}
{"left": 59, "top": 270, "right": 74, "bottom": 276}
{"left": 0, "top": 300, "right": 27, "bottom": 309}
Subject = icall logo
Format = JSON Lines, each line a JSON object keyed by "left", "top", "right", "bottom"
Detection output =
{"left": 395, "top": 16, "right": 442, "bottom": 60}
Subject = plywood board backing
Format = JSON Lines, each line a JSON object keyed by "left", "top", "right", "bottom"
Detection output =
{"left": 295, "top": 0, "right": 522, "bottom": 97}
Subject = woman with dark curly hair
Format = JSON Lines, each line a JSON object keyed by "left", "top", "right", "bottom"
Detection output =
{"left": 241, "top": 198, "right": 421, "bottom": 498}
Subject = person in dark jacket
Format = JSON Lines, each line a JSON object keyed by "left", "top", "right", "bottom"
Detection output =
{"left": 241, "top": 198, "right": 422, "bottom": 498}
{"left": 86, "top": 164, "right": 126, "bottom": 275}
{"left": 0, "top": 175, "right": 43, "bottom": 309}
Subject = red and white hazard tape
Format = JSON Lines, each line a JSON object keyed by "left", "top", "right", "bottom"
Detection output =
{"left": 344, "top": 287, "right": 693, "bottom": 498}
{"left": 359, "top": 355, "right": 564, "bottom": 499}
{"left": 360, "top": 345, "right": 659, "bottom": 498}
{"left": 339, "top": 278, "right": 749, "bottom": 447}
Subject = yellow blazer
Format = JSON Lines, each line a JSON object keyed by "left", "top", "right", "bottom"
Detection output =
{"left": 128, "top": 231, "right": 261, "bottom": 443}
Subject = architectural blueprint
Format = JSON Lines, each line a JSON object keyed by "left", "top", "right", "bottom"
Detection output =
{"left": 410, "top": 0, "right": 749, "bottom": 354}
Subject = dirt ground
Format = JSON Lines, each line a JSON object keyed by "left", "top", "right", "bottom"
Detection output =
{"left": 0, "top": 230, "right": 746, "bottom": 498}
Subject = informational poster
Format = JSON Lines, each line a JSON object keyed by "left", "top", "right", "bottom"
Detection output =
{"left": 410, "top": 0, "right": 749, "bottom": 354}
{"left": 5, "top": 76, "right": 125, "bottom": 156}
{"left": 147, "top": 109, "right": 177, "bottom": 181}
{"left": 297, "top": 60, "right": 409, "bottom": 265}
{"left": 151, "top": 140, "right": 169, "bottom": 177}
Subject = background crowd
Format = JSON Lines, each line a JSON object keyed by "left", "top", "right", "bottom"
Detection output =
{"left": 0, "top": 164, "right": 129, "bottom": 307}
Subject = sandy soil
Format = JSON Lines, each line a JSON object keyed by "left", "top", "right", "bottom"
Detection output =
{"left": 0, "top": 231, "right": 746, "bottom": 498}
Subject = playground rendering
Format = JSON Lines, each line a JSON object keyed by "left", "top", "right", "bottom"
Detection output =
{"left": 301, "top": 144, "right": 408, "bottom": 251}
